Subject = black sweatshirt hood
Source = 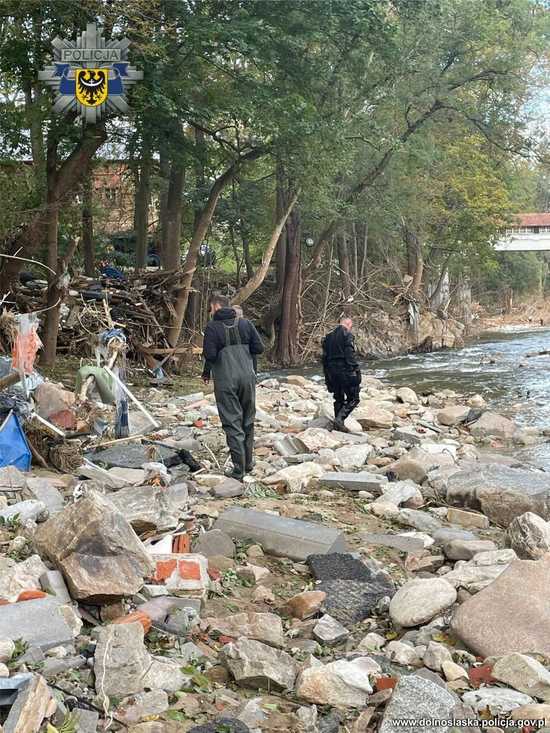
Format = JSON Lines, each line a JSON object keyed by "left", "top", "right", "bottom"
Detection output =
{"left": 213, "top": 307, "right": 237, "bottom": 321}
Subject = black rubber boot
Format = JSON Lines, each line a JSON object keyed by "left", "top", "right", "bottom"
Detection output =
{"left": 225, "top": 448, "right": 245, "bottom": 480}
{"left": 333, "top": 406, "right": 351, "bottom": 433}
{"left": 244, "top": 428, "right": 255, "bottom": 473}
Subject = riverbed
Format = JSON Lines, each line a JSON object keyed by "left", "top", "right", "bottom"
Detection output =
{"left": 267, "top": 326, "right": 550, "bottom": 467}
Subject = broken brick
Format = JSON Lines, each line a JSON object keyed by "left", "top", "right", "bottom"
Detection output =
{"left": 375, "top": 676, "right": 397, "bottom": 692}
{"left": 468, "top": 664, "right": 495, "bottom": 687}
{"left": 179, "top": 559, "right": 201, "bottom": 581}
{"left": 112, "top": 611, "right": 152, "bottom": 634}
{"left": 154, "top": 559, "right": 177, "bottom": 582}
{"left": 17, "top": 589, "right": 47, "bottom": 602}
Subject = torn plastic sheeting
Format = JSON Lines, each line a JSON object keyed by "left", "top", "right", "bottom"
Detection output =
{"left": 0, "top": 356, "right": 43, "bottom": 394}
{"left": 0, "top": 410, "right": 31, "bottom": 471}
{"left": 12, "top": 313, "right": 42, "bottom": 375}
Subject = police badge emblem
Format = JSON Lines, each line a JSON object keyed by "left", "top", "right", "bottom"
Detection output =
{"left": 38, "top": 23, "right": 142, "bottom": 124}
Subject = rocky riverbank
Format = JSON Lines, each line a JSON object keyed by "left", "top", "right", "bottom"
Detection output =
{"left": 2, "top": 372, "right": 550, "bottom": 731}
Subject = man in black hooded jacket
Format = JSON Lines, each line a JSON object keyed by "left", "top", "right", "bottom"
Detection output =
{"left": 322, "top": 317, "right": 361, "bottom": 431}
{"left": 202, "top": 295, "right": 264, "bottom": 479}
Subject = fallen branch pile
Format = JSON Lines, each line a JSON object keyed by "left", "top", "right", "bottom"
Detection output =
{"left": 8, "top": 269, "right": 202, "bottom": 367}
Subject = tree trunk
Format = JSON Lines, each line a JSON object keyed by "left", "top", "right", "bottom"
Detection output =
{"left": 41, "top": 134, "right": 59, "bottom": 366}
{"left": 163, "top": 161, "right": 185, "bottom": 270}
{"left": 403, "top": 224, "right": 424, "bottom": 294}
{"left": 337, "top": 230, "right": 351, "bottom": 299}
{"left": 276, "top": 208, "right": 301, "bottom": 366}
{"left": 351, "top": 222, "right": 358, "bottom": 286}
{"left": 229, "top": 224, "right": 242, "bottom": 288}
{"left": 241, "top": 226, "right": 253, "bottom": 281}
{"left": 360, "top": 220, "right": 368, "bottom": 281}
{"left": 135, "top": 142, "right": 151, "bottom": 270}
{"left": 82, "top": 169, "right": 94, "bottom": 277}
{"left": 233, "top": 189, "right": 299, "bottom": 306}
{"left": 0, "top": 123, "right": 106, "bottom": 292}
{"left": 504, "top": 287, "right": 513, "bottom": 314}
{"left": 275, "top": 164, "right": 287, "bottom": 291}
{"left": 158, "top": 147, "right": 170, "bottom": 264}
{"left": 166, "top": 148, "right": 265, "bottom": 347}
{"left": 429, "top": 253, "right": 453, "bottom": 311}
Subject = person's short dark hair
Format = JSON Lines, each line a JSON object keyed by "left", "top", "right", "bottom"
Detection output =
{"left": 210, "top": 294, "right": 230, "bottom": 308}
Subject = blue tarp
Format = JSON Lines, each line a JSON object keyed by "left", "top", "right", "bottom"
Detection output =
{"left": 0, "top": 411, "right": 31, "bottom": 471}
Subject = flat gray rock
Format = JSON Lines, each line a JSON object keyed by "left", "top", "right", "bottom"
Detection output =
{"left": 396, "top": 509, "right": 443, "bottom": 534}
{"left": 214, "top": 507, "right": 347, "bottom": 561}
{"left": 360, "top": 532, "right": 427, "bottom": 554}
{"left": 0, "top": 597, "right": 75, "bottom": 651}
{"left": 86, "top": 442, "right": 179, "bottom": 469}
{"left": 320, "top": 472, "right": 388, "bottom": 492}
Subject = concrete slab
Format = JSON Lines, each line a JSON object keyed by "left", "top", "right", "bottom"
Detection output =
{"left": 320, "top": 472, "right": 388, "bottom": 493}
{"left": 214, "top": 507, "right": 347, "bottom": 561}
{"left": 0, "top": 598, "right": 75, "bottom": 651}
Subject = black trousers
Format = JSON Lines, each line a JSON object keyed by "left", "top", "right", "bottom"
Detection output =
{"left": 330, "top": 371, "right": 361, "bottom": 421}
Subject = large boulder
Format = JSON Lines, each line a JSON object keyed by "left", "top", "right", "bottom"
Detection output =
{"left": 264, "top": 462, "right": 324, "bottom": 493}
{"left": 296, "top": 657, "right": 376, "bottom": 708}
{"left": 379, "top": 674, "right": 457, "bottom": 733}
{"left": 506, "top": 512, "right": 550, "bottom": 559}
{"left": 492, "top": 653, "right": 550, "bottom": 702}
{"left": 389, "top": 578, "right": 457, "bottom": 628}
{"left": 109, "top": 483, "right": 189, "bottom": 532}
{"left": 355, "top": 402, "right": 394, "bottom": 430}
{"left": 333, "top": 444, "right": 372, "bottom": 469}
{"left": 220, "top": 638, "right": 297, "bottom": 691}
{"left": 469, "top": 411, "right": 516, "bottom": 439}
{"left": 396, "top": 387, "right": 419, "bottom": 405}
{"left": 0, "top": 554, "right": 48, "bottom": 602}
{"left": 375, "top": 481, "right": 423, "bottom": 508}
{"left": 94, "top": 622, "right": 189, "bottom": 697}
{"left": 443, "top": 549, "right": 516, "bottom": 593}
{"left": 294, "top": 428, "right": 341, "bottom": 451}
{"left": 34, "top": 492, "right": 153, "bottom": 603}
{"left": 451, "top": 555, "right": 550, "bottom": 657}
{"left": 446, "top": 464, "right": 550, "bottom": 526}
{"left": 206, "top": 612, "right": 284, "bottom": 648}
{"left": 437, "top": 405, "right": 470, "bottom": 427}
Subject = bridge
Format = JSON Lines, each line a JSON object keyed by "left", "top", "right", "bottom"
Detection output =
{"left": 494, "top": 212, "right": 550, "bottom": 252}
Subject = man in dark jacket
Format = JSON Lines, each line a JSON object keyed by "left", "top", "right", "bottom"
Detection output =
{"left": 322, "top": 317, "right": 361, "bottom": 431}
{"left": 202, "top": 295, "right": 264, "bottom": 479}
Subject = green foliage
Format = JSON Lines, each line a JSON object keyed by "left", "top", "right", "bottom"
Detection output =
{"left": 482, "top": 252, "right": 544, "bottom": 295}
{"left": 0, "top": 0, "right": 548, "bottom": 328}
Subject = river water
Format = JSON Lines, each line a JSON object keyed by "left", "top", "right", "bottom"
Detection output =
{"left": 268, "top": 325, "right": 550, "bottom": 467}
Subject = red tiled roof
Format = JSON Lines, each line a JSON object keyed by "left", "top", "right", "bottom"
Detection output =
{"left": 516, "top": 212, "right": 550, "bottom": 227}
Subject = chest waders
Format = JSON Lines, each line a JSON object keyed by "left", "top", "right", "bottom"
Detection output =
{"left": 212, "top": 321, "right": 256, "bottom": 478}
